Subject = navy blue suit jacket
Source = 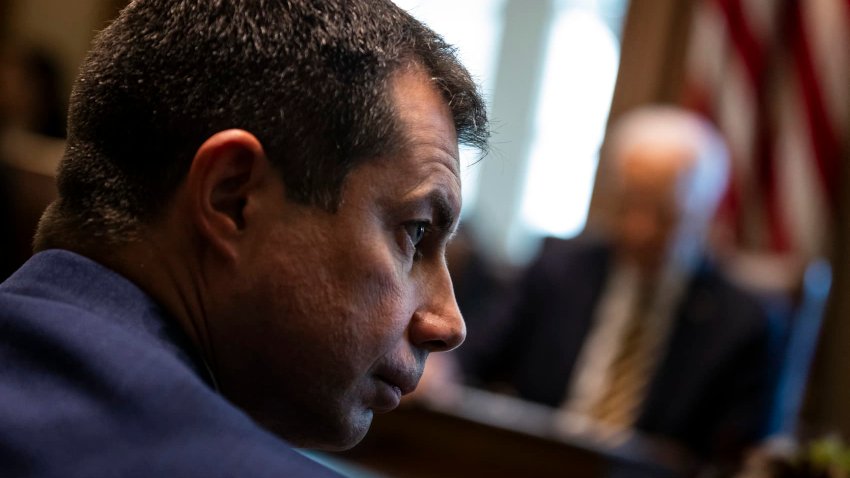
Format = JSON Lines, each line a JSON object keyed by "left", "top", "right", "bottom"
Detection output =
{"left": 460, "top": 237, "right": 779, "bottom": 460}
{"left": 0, "top": 250, "right": 340, "bottom": 477}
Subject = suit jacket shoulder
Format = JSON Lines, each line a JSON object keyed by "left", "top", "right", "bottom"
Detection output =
{"left": 459, "top": 235, "right": 613, "bottom": 403}
{"left": 639, "top": 260, "right": 777, "bottom": 459}
{"left": 0, "top": 250, "right": 340, "bottom": 478}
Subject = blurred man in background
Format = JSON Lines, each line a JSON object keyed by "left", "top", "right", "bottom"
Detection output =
{"left": 458, "top": 106, "right": 779, "bottom": 465}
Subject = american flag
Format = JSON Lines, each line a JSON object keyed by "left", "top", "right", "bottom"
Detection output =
{"left": 682, "top": 0, "right": 849, "bottom": 259}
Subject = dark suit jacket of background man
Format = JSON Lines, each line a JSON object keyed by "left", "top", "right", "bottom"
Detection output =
{"left": 459, "top": 236, "right": 782, "bottom": 460}
{"left": 0, "top": 250, "right": 341, "bottom": 477}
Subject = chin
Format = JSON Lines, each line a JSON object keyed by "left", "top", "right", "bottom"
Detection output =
{"left": 270, "top": 408, "right": 374, "bottom": 451}
{"left": 310, "top": 434, "right": 368, "bottom": 452}
{"left": 322, "top": 410, "right": 374, "bottom": 451}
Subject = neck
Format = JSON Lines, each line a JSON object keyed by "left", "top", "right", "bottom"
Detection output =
{"left": 77, "top": 222, "right": 214, "bottom": 379}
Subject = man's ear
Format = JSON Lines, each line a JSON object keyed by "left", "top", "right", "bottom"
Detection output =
{"left": 186, "top": 129, "right": 269, "bottom": 261}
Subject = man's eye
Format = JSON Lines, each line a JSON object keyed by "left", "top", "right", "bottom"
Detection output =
{"left": 404, "top": 222, "right": 428, "bottom": 248}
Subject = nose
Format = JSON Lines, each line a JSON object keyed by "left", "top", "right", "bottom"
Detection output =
{"left": 623, "top": 208, "right": 660, "bottom": 244}
{"left": 409, "top": 264, "right": 466, "bottom": 353}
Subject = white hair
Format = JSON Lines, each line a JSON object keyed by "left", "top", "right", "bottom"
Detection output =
{"left": 607, "top": 105, "right": 730, "bottom": 219}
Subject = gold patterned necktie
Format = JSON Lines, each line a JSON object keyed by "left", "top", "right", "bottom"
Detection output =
{"left": 589, "top": 285, "right": 657, "bottom": 429}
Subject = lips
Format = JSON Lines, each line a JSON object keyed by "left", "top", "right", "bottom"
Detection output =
{"left": 375, "top": 366, "right": 422, "bottom": 395}
{"left": 371, "top": 380, "right": 402, "bottom": 413}
{"left": 372, "top": 367, "right": 421, "bottom": 412}
{"left": 376, "top": 370, "right": 419, "bottom": 396}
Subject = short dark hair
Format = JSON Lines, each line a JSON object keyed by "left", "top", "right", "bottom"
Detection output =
{"left": 37, "top": 0, "right": 488, "bottom": 248}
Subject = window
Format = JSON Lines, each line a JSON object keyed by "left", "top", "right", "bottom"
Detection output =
{"left": 520, "top": 1, "right": 625, "bottom": 238}
{"left": 392, "top": 0, "right": 630, "bottom": 262}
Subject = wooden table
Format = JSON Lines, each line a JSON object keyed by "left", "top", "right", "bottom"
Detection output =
{"left": 334, "top": 387, "right": 698, "bottom": 477}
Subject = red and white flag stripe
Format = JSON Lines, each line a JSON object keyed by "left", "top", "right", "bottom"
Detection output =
{"left": 682, "top": 0, "right": 849, "bottom": 259}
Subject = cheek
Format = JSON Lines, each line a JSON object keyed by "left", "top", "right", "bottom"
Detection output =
{"left": 283, "top": 244, "right": 413, "bottom": 364}
{"left": 332, "top": 247, "right": 418, "bottom": 350}
{"left": 335, "top": 261, "right": 412, "bottom": 345}
{"left": 233, "top": 220, "right": 416, "bottom": 370}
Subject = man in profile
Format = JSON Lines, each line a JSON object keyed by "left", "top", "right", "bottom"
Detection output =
{"left": 0, "top": 1, "right": 488, "bottom": 476}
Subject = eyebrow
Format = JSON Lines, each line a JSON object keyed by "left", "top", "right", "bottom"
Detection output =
{"left": 441, "top": 147, "right": 461, "bottom": 176}
{"left": 429, "top": 189, "right": 459, "bottom": 238}
{"left": 419, "top": 141, "right": 460, "bottom": 176}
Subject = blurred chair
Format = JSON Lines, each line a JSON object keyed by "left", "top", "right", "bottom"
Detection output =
{"left": 768, "top": 259, "right": 832, "bottom": 437}
{"left": 0, "top": 43, "right": 64, "bottom": 280}
{"left": 722, "top": 253, "right": 833, "bottom": 438}
{"left": 0, "top": 154, "right": 59, "bottom": 279}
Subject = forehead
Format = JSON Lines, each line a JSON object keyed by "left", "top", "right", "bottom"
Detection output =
{"left": 333, "top": 67, "right": 462, "bottom": 220}
{"left": 618, "top": 143, "right": 694, "bottom": 190}
{"left": 389, "top": 66, "right": 460, "bottom": 174}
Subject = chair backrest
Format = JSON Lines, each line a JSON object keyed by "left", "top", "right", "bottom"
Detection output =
{"left": 719, "top": 252, "right": 833, "bottom": 437}
{"left": 768, "top": 259, "right": 833, "bottom": 436}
